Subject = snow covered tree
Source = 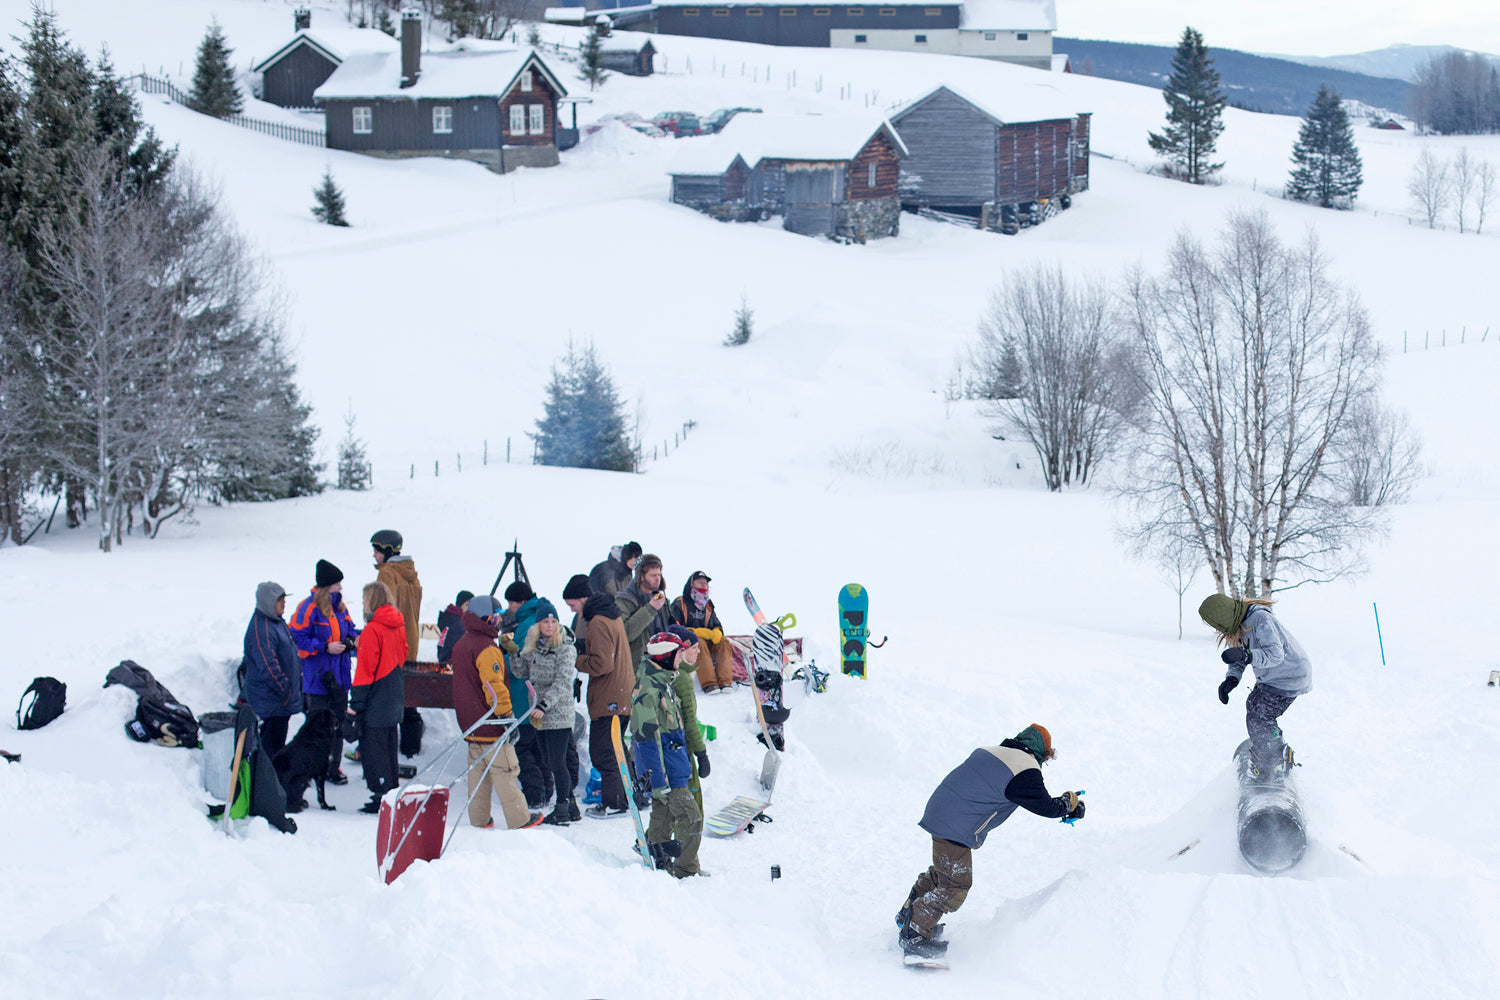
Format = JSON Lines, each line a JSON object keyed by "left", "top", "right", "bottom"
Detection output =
{"left": 526, "top": 22, "right": 542, "bottom": 47}
{"left": 724, "top": 294, "right": 753, "bottom": 346}
{"left": 532, "top": 340, "right": 636, "bottom": 472}
{"left": 1407, "top": 147, "right": 1450, "bottom": 228}
{"left": 312, "top": 169, "right": 349, "bottom": 226}
{"left": 188, "top": 19, "right": 242, "bottom": 119}
{"left": 579, "top": 25, "right": 608, "bottom": 91}
{"left": 336, "top": 406, "right": 373, "bottom": 491}
{"left": 376, "top": 7, "right": 397, "bottom": 37}
{"left": 1450, "top": 147, "right": 1475, "bottom": 232}
{"left": 1475, "top": 160, "right": 1497, "bottom": 233}
{"left": 1286, "top": 84, "right": 1362, "bottom": 208}
{"left": 1120, "top": 211, "right": 1395, "bottom": 596}
{"left": 1147, "top": 27, "right": 1225, "bottom": 184}
{"left": 0, "top": 241, "right": 41, "bottom": 546}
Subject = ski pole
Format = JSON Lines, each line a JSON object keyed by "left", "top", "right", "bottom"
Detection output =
{"left": 441, "top": 681, "right": 537, "bottom": 857}
{"left": 1373, "top": 602, "right": 1386, "bottom": 666}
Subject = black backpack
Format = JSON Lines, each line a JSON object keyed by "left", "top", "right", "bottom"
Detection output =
{"left": 17, "top": 677, "right": 66, "bottom": 730}
{"left": 105, "top": 660, "right": 200, "bottom": 749}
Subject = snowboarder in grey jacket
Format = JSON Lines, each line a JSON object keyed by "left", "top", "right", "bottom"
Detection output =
{"left": 896, "top": 725, "right": 1084, "bottom": 962}
{"left": 1199, "top": 594, "right": 1312, "bottom": 776}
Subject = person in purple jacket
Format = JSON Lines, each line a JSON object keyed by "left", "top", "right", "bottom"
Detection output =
{"left": 289, "top": 559, "right": 360, "bottom": 784}
{"left": 895, "top": 724, "right": 1085, "bottom": 962}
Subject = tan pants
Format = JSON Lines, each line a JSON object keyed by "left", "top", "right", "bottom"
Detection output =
{"left": 905, "top": 837, "right": 974, "bottom": 937}
{"left": 694, "top": 637, "right": 735, "bottom": 691}
{"left": 465, "top": 740, "right": 531, "bottom": 829}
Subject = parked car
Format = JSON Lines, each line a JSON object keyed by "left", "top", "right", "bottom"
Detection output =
{"left": 702, "top": 107, "right": 763, "bottom": 133}
{"left": 626, "top": 120, "right": 667, "bottom": 138}
{"left": 584, "top": 112, "right": 659, "bottom": 137}
{"left": 652, "top": 111, "right": 704, "bottom": 137}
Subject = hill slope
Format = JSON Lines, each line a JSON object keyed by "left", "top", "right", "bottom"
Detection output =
{"left": 1269, "top": 43, "right": 1500, "bottom": 82}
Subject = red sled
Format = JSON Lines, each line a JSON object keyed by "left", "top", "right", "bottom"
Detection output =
{"left": 376, "top": 786, "right": 449, "bottom": 884}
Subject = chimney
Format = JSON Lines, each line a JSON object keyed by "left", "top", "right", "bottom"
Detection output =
{"left": 400, "top": 8, "right": 422, "bottom": 89}
{"left": 293, "top": 7, "right": 311, "bottom": 31}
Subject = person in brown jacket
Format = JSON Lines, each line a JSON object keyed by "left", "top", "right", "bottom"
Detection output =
{"left": 565, "top": 582, "right": 636, "bottom": 819}
{"left": 372, "top": 529, "right": 426, "bottom": 759}
{"left": 450, "top": 595, "right": 541, "bottom": 830}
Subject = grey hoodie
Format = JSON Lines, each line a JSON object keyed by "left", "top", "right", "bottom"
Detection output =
{"left": 1226, "top": 606, "right": 1313, "bottom": 696}
{"left": 256, "top": 581, "right": 287, "bottom": 618}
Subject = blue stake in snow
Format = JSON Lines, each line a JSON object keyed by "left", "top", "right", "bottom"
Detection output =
{"left": 1373, "top": 602, "right": 1386, "bottom": 666}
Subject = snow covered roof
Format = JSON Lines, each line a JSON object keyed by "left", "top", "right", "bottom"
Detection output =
{"left": 313, "top": 47, "right": 566, "bottom": 101}
{"left": 709, "top": 113, "right": 908, "bottom": 167}
{"left": 960, "top": 0, "right": 1057, "bottom": 31}
{"left": 252, "top": 28, "right": 399, "bottom": 74}
{"left": 1051, "top": 52, "right": 1071, "bottom": 73}
{"left": 891, "top": 83, "right": 1082, "bottom": 127}
{"left": 669, "top": 140, "right": 749, "bottom": 176}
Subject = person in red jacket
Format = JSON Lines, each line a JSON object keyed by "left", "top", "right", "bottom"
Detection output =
{"left": 351, "top": 581, "right": 408, "bottom": 813}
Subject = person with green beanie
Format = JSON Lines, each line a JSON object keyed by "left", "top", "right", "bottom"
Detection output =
{"left": 1198, "top": 594, "right": 1313, "bottom": 776}
{"left": 895, "top": 724, "right": 1085, "bottom": 964}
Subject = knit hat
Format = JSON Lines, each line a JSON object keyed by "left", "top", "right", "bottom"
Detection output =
{"left": 315, "top": 559, "right": 343, "bottom": 588}
{"left": 455, "top": 589, "right": 475, "bottom": 607}
{"left": 645, "top": 629, "right": 692, "bottom": 666}
{"left": 1198, "top": 594, "right": 1248, "bottom": 636}
{"left": 534, "top": 598, "right": 558, "bottom": 622}
{"left": 504, "top": 580, "right": 535, "bottom": 603}
{"left": 370, "top": 529, "right": 403, "bottom": 558}
{"left": 621, "top": 541, "right": 643, "bottom": 563}
{"left": 562, "top": 574, "right": 592, "bottom": 600}
{"left": 1013, "top": 724, "right": 1053, "bottom": 766}
{"left": 467, "top": 595, "right": 498, "bottom": 617}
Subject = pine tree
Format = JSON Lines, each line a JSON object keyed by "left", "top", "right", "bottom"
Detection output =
{"left": 336, "top": 406, "right": 372, "bottom": 491}
{"left": 377, "top": 8, "right": 397, "bottom": 37}
{"left": 312, "top": 169, "right": 349, "bottom": 226}
{"left": 1147, "top": 26, "right": 1226, "bottom": 184}
{"left": 579, "top": 25, "right": 608, "bottom": 91}
{"left": 724, "top": 294, "right": 753, "bottom": 346}
{"left": 188, "top": 19, "right": 242, "bottom": 119}
{"left": 1286, "top": 84, "right": 1363, "bottom": 208}
{"left": 526, "top": 22, "right": 542, "bottom": 47}
{"left": 532, "top": 341, "right": 635, "bottom": 472}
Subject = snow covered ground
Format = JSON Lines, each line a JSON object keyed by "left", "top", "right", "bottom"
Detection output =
{"left": 3, "top": 2, "right": 1500, "bottom": 998}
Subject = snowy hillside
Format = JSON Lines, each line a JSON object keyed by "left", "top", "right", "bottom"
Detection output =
{"left": 3, "top": 2, "right": 1500, "bottom": 999}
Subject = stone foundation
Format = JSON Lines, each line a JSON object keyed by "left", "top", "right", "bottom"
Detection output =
{"left": 835, "top": 196, "right": 901, "bottom": 243}
{"left": 358, "top": 144, "right": 559, "bottom": 174}
{"left": 679, "top": 200, "right": 771, "bottom": 223}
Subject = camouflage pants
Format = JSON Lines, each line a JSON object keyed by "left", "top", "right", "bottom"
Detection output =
{"left": 646, "top": 786, "right": 702, "bottom": 878}
{"left": 906, "top": 837, "right": 973, "bottom": 938}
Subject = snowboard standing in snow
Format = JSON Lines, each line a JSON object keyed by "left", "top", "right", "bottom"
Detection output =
{"left": 751, "top": 621, "right": 791, "bottom": 752}
{"left": 839, "top": 584, "right": 870, "bottom": 677}
{"left": 611, "top": 715, "right": 654, "bottom": 870}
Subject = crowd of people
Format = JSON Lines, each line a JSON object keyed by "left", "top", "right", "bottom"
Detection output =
{"left": 239, "top": 533, "right": 730, "bottom": 877}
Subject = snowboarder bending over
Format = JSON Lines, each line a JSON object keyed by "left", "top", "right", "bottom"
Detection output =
{"left": 896, "top": 725, "right": 1084, "bottom": 964}
{"left": 1199, "top": 594, "right": 1312, "bottom": 778}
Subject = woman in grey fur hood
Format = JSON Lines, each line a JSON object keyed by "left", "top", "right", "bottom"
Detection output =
{"left": 518, "top": 598, "right": 580, "bottom": 825}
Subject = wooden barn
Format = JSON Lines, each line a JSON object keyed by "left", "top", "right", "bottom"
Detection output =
{"left": 314, "top": 12, "right": 568, "bottom": 174}
{"left": 599, "top": 37, "right": 656, "bottom": 77}
{"left": 669, "top": 114, "right": 908, "bottom": 241}
{"left": 889, "top": 84, "right": 1090, "bottom": 232}
{"left": 252, "top": 8, "right": 399, "bottom": 110}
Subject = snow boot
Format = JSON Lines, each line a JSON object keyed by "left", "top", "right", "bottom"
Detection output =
{"left": 899, "top": 927, "right": 949, "bottom": 960}
{"left": 648, "top": 839, "right": 683, "bottom": 870}
{"left": 585, "top": 802, "right": 629, "bottom": 820}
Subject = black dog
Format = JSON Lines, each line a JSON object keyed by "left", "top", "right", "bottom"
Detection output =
{"left": 274, "top": 709, "right": 337, "bottom": 812}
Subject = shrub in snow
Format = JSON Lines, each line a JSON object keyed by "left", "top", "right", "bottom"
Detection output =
{"left": 312, "top": 170, "right": 350, "bottom": 227}
{"left": 1147, "top": 27, "right": 1225, "bottom": 184}
{"left": 188, "top": 18, "right": 243, "bottom": 119}
{"left": 337, "top": 407, "right": 373, "bottom": 491}
{"left": 531, "top": 341, "right": 636, "bottom": 473}
{"left": 579, "top": 25, "right": 608, "bottom": 91}
{"left": 724, "top": 295, "right": 754, "bottom": 346}
{"left": 1286, "top": 85, "right": 1363, "bottom": 209}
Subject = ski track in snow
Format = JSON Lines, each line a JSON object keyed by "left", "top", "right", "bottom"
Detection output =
{"left": 3, "top": 2, "right": 1500, "bottom": 998}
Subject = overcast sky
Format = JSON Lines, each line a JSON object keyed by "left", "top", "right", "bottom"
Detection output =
{"left": 1060, "top": 2, "right": 1500, "bottom": 57}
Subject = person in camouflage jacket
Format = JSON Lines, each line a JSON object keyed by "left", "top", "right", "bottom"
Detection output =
{"left": 631, "top": 626, "right": 705, "bottom": 877}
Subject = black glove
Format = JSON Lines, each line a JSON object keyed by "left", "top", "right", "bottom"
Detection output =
{"left": 633, "top": 773, "right": 654, "bottom": 797}
{"left": 573, "top": 677, "right": 583, "bottom": 703}
{"left": 1218, "top": 675, "right": 1240, "bottom": 704}
{"left": 343, "top": 712, "right": 361, "bottom": 742}
{"left": 640, "top": 722, "right": 659, "bottom": 741}
{"left": 1221, "top": 647, "right": 1250, "bottom": 667}
{"left": 1064, "top": 796, "right": 1085, "bottom": 822}
{"left": 695, "top": 751, "right": 711, "bottom": 778}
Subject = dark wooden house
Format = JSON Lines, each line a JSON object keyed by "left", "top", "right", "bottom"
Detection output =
{"left": 314, "top": 12, "right": 568, "bottom": 174}
{"left": 889, "top": 84, "right": 1089, "bottom": 231}
{"left": 252, "top": 10, "right": 399, "bottom": 110}
{"left": 599, "top": 37, "right": 656, "bottom": 76}
{"left": 670, "top": 114, "right": 907, "bottom": 242}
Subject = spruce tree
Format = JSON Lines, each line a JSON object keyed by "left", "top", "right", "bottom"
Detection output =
{"left": 1286, "top": 84, "right": 1363, "bottom": 208}
{"left": 336, "top": 406, "right": 372, "bottom": 491}
{"left": 312, "top": 169, "right": 349, "bottom": 226}
{"left": 377, "top": 8, "right": 397, "bottom": 37}
{"left": 579, "top": 25, "right": 608, "bottom": 91}
{"left": 188, "top": 19, "right": 242, "bottom": 119}
{"left": 532, "top": 341, "right": 635, "bottom": 472}
{"left": 1147, "top": 26, "right": 1226, "bottom": 184}
{"left": 724, "top": 294, "right": 753, "bottom": 346}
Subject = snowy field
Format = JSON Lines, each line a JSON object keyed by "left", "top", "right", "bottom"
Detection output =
{"left": 2, "top": 2, "right": 1500, "bottom": 998}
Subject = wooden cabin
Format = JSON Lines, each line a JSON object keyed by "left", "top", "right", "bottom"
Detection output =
{"left": 252, "top": 9, "right": 399, "bottom": 110}
{"left": 889, "top": 84, "right": 1089, "bottom": 232}
{"left": 599, "top": 37, "right": 656, "bottom": 77}
{"left": 314, "top": 12, "right": 567, "bottom": 174}
{"left": 669, "top": 114, "right": 907, "bottom": 242}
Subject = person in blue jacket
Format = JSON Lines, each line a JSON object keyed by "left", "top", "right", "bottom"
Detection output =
{"left": 1199, "top": 594, "right": 1313, "bottom": 777}
{"left": 242, "top": 581, "right": 302, "bottom": 759}
{"left": 896, "top": 725, "right": 1085, "bottom": 961}
{"left": 289, "top": 560, "right": 360, "bottom": 784}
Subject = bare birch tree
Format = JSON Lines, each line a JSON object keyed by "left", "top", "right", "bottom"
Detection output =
{"left": 1119, "top": 211, "right": 1396, "bottom": 597}
{"left": 1451, "top": 147, "right": 1474, "bottom": 232}
{"left": 1475, "top": 160, "right": 1497, "bottom": 234}
{"left": 1408, "top": 148, "right": 1451, "bottom": 228}
{"left": 973, "top": 267, "right": 1137, "bottom": 491}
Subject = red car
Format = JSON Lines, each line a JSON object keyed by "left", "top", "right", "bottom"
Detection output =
{"left": 652, "top": 111, "right": 704, "bottom": 137}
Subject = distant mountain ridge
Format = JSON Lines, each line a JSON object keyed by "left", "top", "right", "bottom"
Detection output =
{"left": 1266, "top": 44, "right": 1500, "bottom": 83}
{"left": 1056, "top": 37, "right": 1412, "bottom": 118}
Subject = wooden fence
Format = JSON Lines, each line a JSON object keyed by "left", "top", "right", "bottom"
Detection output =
{"left": 126, "top": 73, "right": 326, "bottom": 148}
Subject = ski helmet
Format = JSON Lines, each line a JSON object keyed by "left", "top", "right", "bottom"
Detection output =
{"left": 370, "top": 529, "right": 403, "bottom": 558}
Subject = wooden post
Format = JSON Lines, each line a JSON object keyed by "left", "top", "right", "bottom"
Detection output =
{"left": 507, "top": 438, "right": 511, "bottom": 463}
{"left": 484, "top": 440, "right": 488, "bottom": 466}
{"left": 410, "top": 464, "right": 414, "bottom": 479}
{"left": 434, "top": 460, "right": 439, "bottom": 477}
{"left": 457, "top": 452, "right": 462, "bottom": 473}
